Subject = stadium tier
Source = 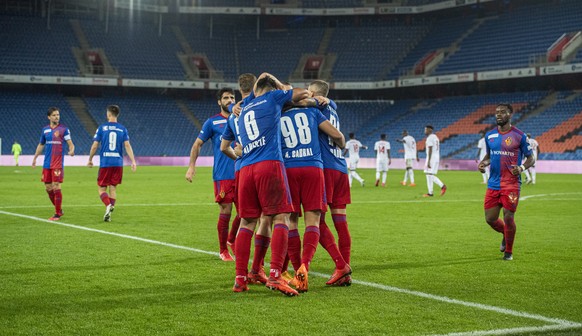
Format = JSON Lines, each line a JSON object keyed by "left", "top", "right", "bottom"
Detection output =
{"left": 1, "top": 1, "right": 581, "bottom": 82}
{"left": 3, "top": 90, "right": 581, "bottom": 160}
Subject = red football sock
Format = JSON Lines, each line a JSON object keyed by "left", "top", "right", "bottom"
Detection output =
{"left": 489, "top": 218, "right": 505, "bottom": 233}
{"left": 217, "top": 214, "right": 231, "bottom": 251}
{"left": 319, "top": 218, "right": 347, "bottom": 269}
{"left": 110, "top": 198, "right": 116, "bottom": 206}
{"left": 504, "top": 216, "right": 516, "bottom": 253}
{"left": 228, "top": 215, "right": 241, "bottom": 245}
{"left": 46, "top": 190, "right": 55, "bottom": 205}
{"left": 54, "top": 189, "right": 62, "bottom": 215}
{"left": 100, "top": 192, "right": 111, "bottom": 206}
{"left": 282, "top": 253, "right": 290, "bottom": 273}
{"left": 235, "top": 227, "right": 253, "bottom": 278}
{"left": 287, "top": 229, "right": 302, "bottom": 271}
{"left": 301, "top": 226, "right": 320, "bottom": 271}
{"left": 251, "top": 234, "right": 271, "bottom": 273}
{"left": 269, "top": 224, "right": 289, "bottom": 279}
{"left": 332, "top": 214, "right": 351, "bottom": 264}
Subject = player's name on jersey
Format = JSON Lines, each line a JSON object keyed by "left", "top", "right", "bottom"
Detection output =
{"left": 102, "top": 125, "right": 124, "bottom": 132}
{"left": 285, "top": 148, "right": 313, "bottom": 159}
{"left": 243, "top": 136, "right": 266, "bottom": 154}
{"left": 328, "top": 147, "right": 344, "bottom": 158}
{"left": 103, "top": 152, "right": 121, "bottom": 157}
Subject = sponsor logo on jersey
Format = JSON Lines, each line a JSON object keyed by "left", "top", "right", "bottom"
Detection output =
{"left": 212, "top": 119, "right": 227, "bottom": 125}
{"left": 488, "top": 133, "right": 499, "bottom": 141}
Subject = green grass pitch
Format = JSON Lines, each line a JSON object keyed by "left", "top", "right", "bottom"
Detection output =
{"left": 1, "top": 166, "right": 581, "bottom": 335}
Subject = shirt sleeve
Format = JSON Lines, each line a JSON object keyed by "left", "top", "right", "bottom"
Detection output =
{"left": 374, "top": 142, "right": 379, "bottom": 151}
{"left": 123, "top": 127, "right": 130, "bottom": 142}
{"left": 387, "top": 142, "right": 391, "bottom": 150}
{"left": 274, "top": 90, "right": 294, "bottom": 105}
{"left": 39, "top": 130, "right": 46, "bottom": 145}
{"left": 222, "top": 119, "right": 235, "bottom": 141}
{"left": 315, "top": 109, "right": 327, "bottom": 125}
{"left": 63, "top": 128, "right": 71, "bottom": 141}
{"left": 198, "top": 119, "right": 213, "bottom": 143}
{"left": 426, "top": 135, "right": 435, "bottom": 148}
{"left": 93, "top": 127, "right": 102, "bottom": 142}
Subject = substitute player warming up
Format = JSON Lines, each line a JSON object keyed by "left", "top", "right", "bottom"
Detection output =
{"left": 478, "top": 104, "right": 534, "bottom": 261}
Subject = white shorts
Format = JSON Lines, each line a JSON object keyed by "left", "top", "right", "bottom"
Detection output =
{"left": 424, "top": 160, "right": 439, "bottom": 175}
{"left": 376, "top": 160, "right": 389, "bottom": 172}
{"left": 405, "top": 158, "right": 414, "bottom": 168}
{"left": 349, "top": 157, "right": 359, "bottom": 170}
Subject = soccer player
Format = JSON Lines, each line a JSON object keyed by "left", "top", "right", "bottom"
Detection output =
{"left": 423, "top": 125, "right": 447, "bottom": 197}
{"left": 478, "top": 103, "right": 534, "bottom": 260}
{"left": 282, "top": 100, "right": 345, "bottom": 293}
{"left": 476, "top": 131, "right": 489, "bottom": 184}
{"left": 185, "top": 88, "right": 237, "bottom": 262}
{"left": 373, "top": 134, "right": 391, "bottom": 187}
{"left": 11, "top": 140, "right": 22, "bottom": 166}
{"left": 523, "top": 133, "right": 540, "bottom": 185}
{"left": 32, "top": 107, "right": 75, "bottom": 221}
{"left": 344, "top": 133, "right": 368, "bottom": 187}
{"left": 230, "top": 74, "right": 310, "bottom": 296}
{"left": 396, "top": 130, "right": 418, "bottom": 186}
{"left": 87, "top": 105, "right": 137, "bottom": 222}
{"left": 221, "top": 73, "right": 271, "bottom": 285}
{"left": 311, "top": 79, "right": 353, "bottom": 286}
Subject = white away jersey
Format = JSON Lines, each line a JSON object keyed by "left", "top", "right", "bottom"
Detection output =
{"left": 345, "top": 139, "right": 363, "bottom": 158}
{"left": 425, "top": 134, "right": 440, "bottom": 161}
{"left": 374, "top": 140, "right": 390, "bottom": 161}
{"left": 402, "top": 135, "right": 417, "bottom": 159}
{"left": 528, "top": 138, "right": 539, "bottom": 159}
{"left": 477, "top": 137, "right": 487, "bottom": 160}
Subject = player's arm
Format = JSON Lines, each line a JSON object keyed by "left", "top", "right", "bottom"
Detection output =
{"left": 478, "top": 152, "right": 490, "bottom": 173}
{"left": 220, "top": 138, "right": 238, "bottom": 160}
{"left": 512, "top": 154, "right": 534, "bottom": 176}
{"left": 427, "top": 146, "right": 432, "bottom": 168}
{"left": 32, "top": 144, "right": 44, "bottom": 168}
{"left": 294, "top": 96, "right": 329, "bottom": 108}
{"left": 185, "top": 138, "right": 204, "bottom": 182}
{"left": 66, "top": 139, "right": 75, "bottom": 156}
{"left": 387, "top": 148, "right": 391, "bottom": 164}
{"left": 87, "top": 141, "right": 100, "bottom": 168}
{"left": 124, "top": 140, "right": 137, "bottom": 172}
{"left": 319, "top": 120, "right": 345, "bottom": 149}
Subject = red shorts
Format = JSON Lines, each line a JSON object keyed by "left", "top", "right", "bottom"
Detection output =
{"left": 237, "top": 160, "right": 294, "bottom": 218}
{"left": 286, "top": 166, "right": 327, "bottom": 216}
{"left": 324, "top": 168, "right": 351, "bottom": 209}
{"left": 484, "top": 188, "right": 520, "bottom": 213}
{"left": 98, "top": 167, "right": 123, "bottom": 187}
{"left": 41, "top": 168, "right": 64, "bottom": 183}
{"left": 214, "top": 179, "right": 236, "bottom": 204}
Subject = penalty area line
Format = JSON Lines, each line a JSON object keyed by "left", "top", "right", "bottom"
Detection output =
{"left": 1, "top": 210, "right": 581, "bottom": 336}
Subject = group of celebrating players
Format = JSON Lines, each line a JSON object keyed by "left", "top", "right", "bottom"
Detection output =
{"left": 32, "top": 73, "right": 535, "bottom": 298}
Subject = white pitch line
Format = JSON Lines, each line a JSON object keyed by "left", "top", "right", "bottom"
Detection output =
{"left": 1, "top": 210, "right": 581, "bottom": 336}
{"left": 519, "top": 192, "right": 582, "bottom": 201}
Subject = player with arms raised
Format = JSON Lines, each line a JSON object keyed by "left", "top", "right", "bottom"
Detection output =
{"left": 32, "top": 107, "right": 75, "bottom": 221}
{"left": 88, "top": 105, "right": 137, "bottom": 222}
{"left": 478, "top": 103, "right": 534, "bottom": 260}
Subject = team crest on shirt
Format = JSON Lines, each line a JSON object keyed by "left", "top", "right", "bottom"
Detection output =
{"left": 53, "top": 169, "right": 62, "bottom": 177}
{"left": 508, "top": 192, "right": 518, "bottom": 204}
{"left": 53, "top": 130, "right": 60, "bottom": 138}
{"left": 504, "top": 137, "right": 512, "bottom": 146}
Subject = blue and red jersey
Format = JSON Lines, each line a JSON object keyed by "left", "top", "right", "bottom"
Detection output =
{"left": 198, "top": 113, "right": 235, "bottom": 181}
{"left": 223, "top": 94, "right": 255, "bottom": 172}
{"left": 318, "top": 101, "right": 348, "bottom": 174}
{"left": 39, "top": 124, "right": 71, "bottom": 169}
{"left": 93, "top": 122, "right": 130, "bottom": 168}
{"left": 237, "top": 89, "right": 293, "bottom": 168}
{"left": 485, "top": 126, "right": 532, "bottom": 190}
{"left": 281, "top": 106, "right": 327, "bottom": 169}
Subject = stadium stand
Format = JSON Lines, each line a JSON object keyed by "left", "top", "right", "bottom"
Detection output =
{"left": 0, "top": 91, "right": 93, "bottom": 155}
{"left": 0, "top": 16, "right": 78, "bottom": 76}
{"left": 81, "top": 20, "right": 185, "bottom": 80}
{"left": 434, "top": 0, "right": 582, "bottom": 75}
